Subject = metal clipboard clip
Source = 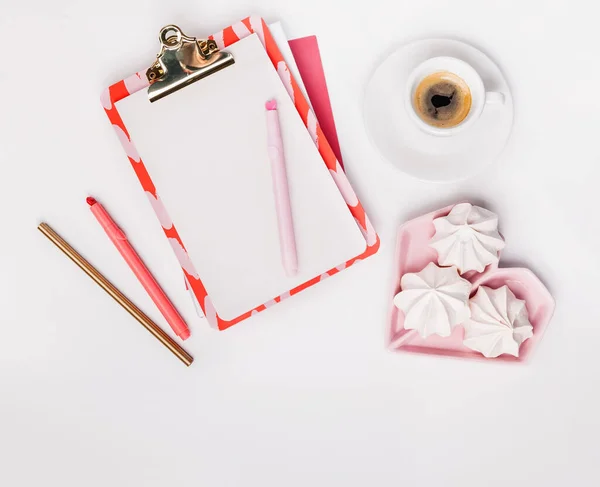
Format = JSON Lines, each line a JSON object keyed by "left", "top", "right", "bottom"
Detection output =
{"left": 146, "top": 25, "right": 235, "bottom": 102}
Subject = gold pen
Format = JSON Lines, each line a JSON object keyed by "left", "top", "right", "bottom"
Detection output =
{"left": 38, "top": 222, "right": 193, "bottom": 367}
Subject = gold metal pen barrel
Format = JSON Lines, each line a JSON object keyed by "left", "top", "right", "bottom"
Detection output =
{"left": 38, "top": 223, "right": 193, "bottom": 367}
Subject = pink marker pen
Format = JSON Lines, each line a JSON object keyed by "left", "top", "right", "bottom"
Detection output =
{"left": 87, "top": 197, "right": 191, "bottom": 340}
{"left": 265, "top": 99, "right": 298, "bottom": 277}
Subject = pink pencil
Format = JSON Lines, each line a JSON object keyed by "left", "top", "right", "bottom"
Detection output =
{"left": 265, "top": 99, "right": 298, "bottom": 277}
{"left": 87, "top": 197, "right": 190, "bottom": 340}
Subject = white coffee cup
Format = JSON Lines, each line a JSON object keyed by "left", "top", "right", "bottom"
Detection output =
{"left": 406, "top": 56, "right": 505, "bottom": 136}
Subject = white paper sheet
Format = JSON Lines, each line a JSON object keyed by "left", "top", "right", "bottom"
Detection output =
{"left": 116, "top": 34, "right": 366, "bottom": 321}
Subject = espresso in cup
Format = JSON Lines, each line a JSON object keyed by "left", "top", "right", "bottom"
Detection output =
{"left": 413, "top": 71, "right": 472, "bottom": 128}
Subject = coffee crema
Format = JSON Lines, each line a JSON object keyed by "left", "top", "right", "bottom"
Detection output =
{"left": 413, "top": 71, "right": 472, "bottom": 128}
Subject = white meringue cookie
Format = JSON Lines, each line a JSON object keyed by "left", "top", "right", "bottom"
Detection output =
{"left": 393, "top": 262, "right": 471, "bottom": 338}
{"left": 430, "top": 203, "right": 506, "bottom": 274}
{"left": 463, "top": 285, "right": 533, "bottom": 358}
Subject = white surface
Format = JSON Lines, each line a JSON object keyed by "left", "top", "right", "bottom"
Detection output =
{"left": 364, "top": 39, "right": 514, "bottom": 181}
{"left": 117, "top": 34, "right": 365, "bottom": 320}
{"left": 1, "top": 2, "right": 600, "bottom": 487}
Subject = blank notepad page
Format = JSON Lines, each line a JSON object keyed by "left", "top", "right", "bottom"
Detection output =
{"left": 117, "top": 34, "right": 366, "bottom": 320}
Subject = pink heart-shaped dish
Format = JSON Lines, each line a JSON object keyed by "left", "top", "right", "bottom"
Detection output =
{"left": 388, "top": 204, "right": 555, "bottom": 362}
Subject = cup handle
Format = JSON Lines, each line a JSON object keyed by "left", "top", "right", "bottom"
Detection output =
{"left": 485, "top": 92, "right": 505, "bottom": 105}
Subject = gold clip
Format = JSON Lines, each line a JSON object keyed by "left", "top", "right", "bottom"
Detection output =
{"left": 146, "top": 25, "right": 235, "bottom": 102}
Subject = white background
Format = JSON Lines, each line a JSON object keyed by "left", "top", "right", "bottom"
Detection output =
{"left": 1, "top": 1, "right": 598, "bottom": 486}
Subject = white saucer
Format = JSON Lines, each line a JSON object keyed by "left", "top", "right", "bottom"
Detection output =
{"left": 364, "top": 39, "right": 514, "bottom": 182}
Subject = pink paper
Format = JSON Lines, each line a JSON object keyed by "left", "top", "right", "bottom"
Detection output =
{"left": 289, "top": 36, "right": 344, "bottom": 167}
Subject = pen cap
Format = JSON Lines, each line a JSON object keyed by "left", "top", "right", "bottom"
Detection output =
{"left": 88, "top": 199, "right": 127, "bottom": 243}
